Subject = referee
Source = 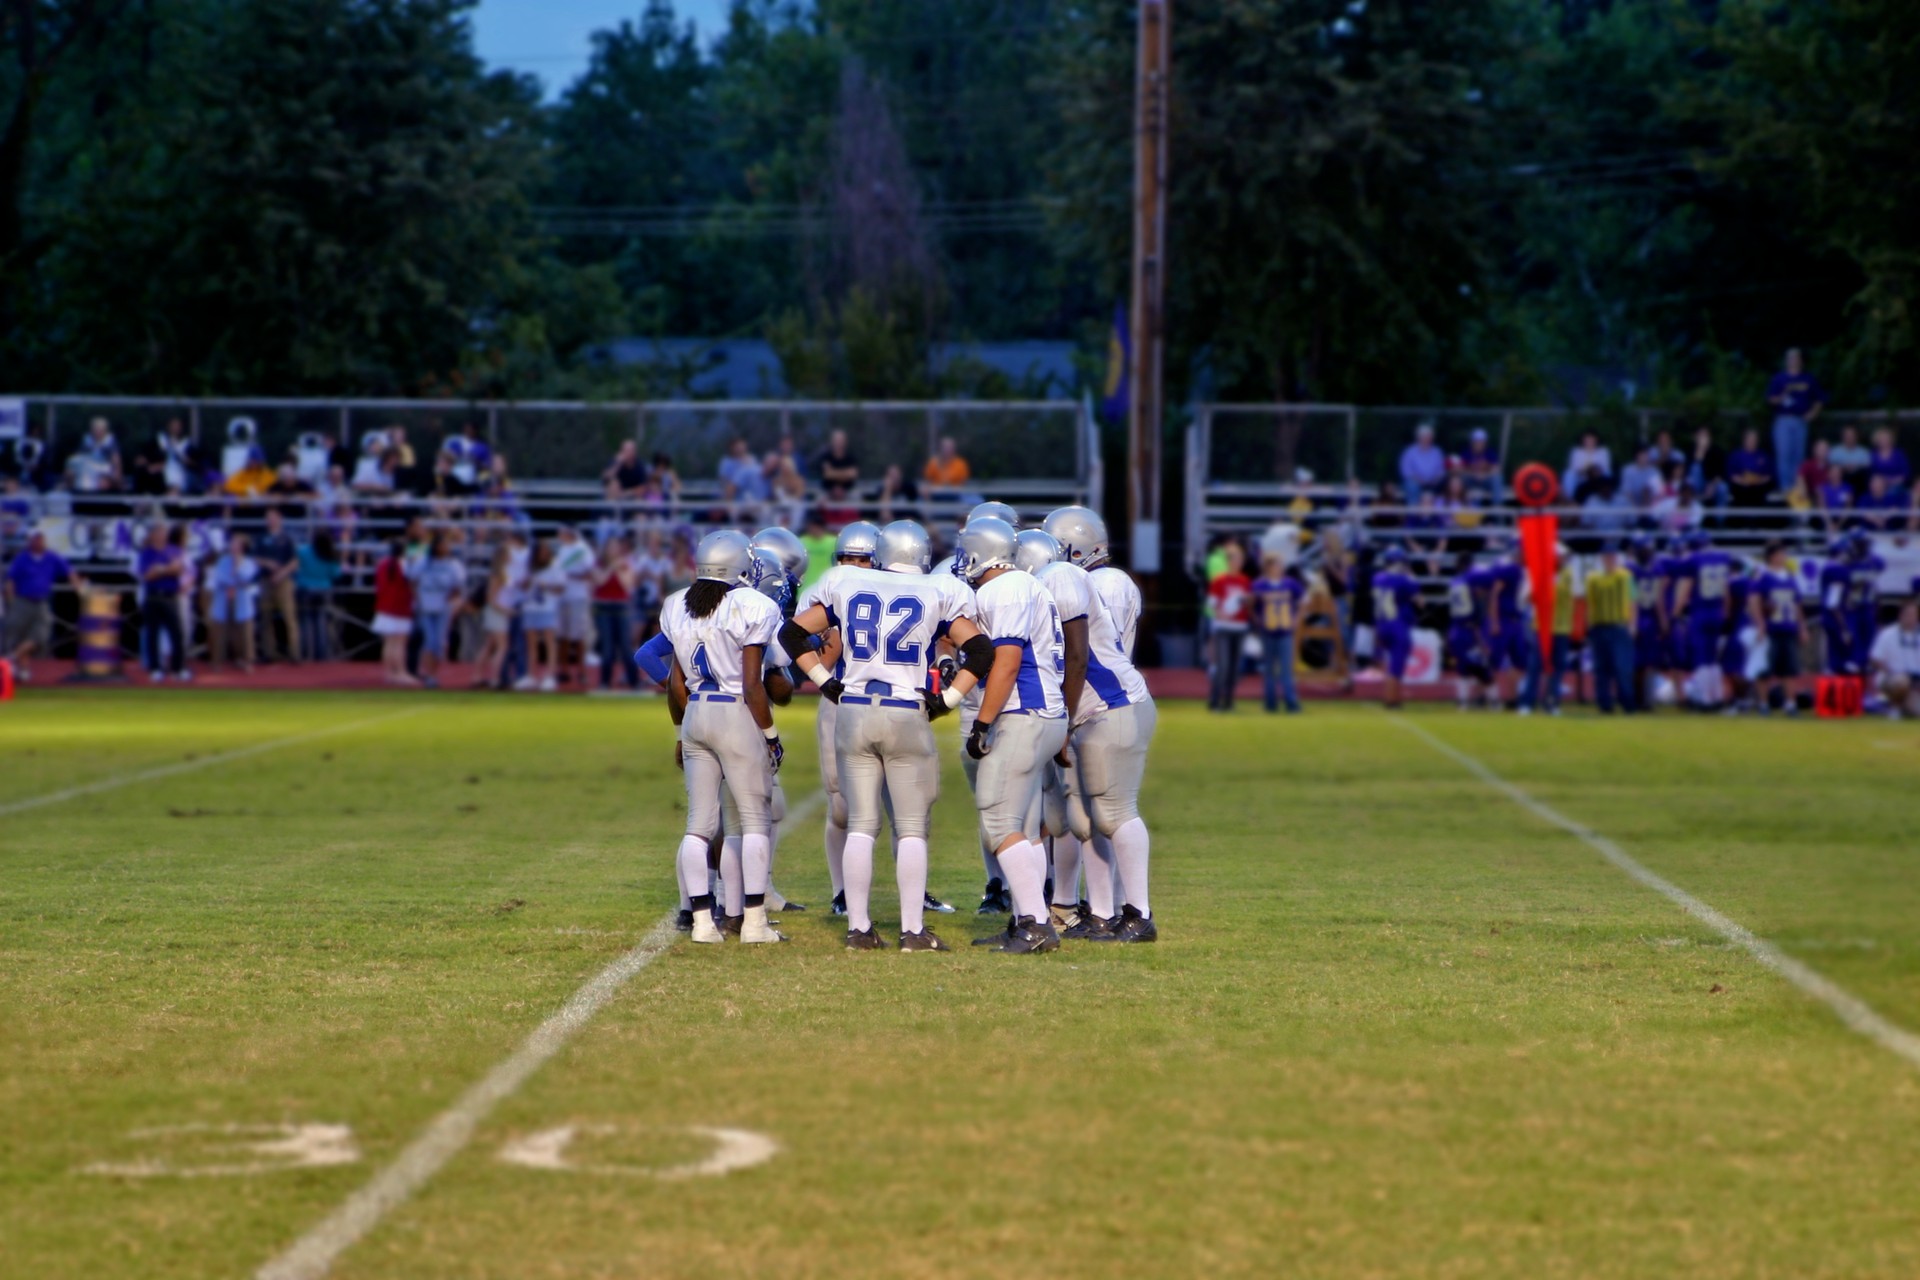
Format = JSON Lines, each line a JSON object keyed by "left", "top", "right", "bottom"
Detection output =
{"left": 1587, "top": 541, "right": 1637, "bottom": 713}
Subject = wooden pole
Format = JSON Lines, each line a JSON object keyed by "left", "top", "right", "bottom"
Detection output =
{"left": 1128, "top": 0, "right": 1170, "bottom": 582}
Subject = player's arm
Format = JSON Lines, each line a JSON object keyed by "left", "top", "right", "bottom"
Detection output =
{"left": 1672, "top": 576, "right": 1693, "bottom": 617}
{"left": 666, "top": 654, "right": 688, "bottom": 770}
{"left": 766, "top": 663, "right": 794, "bottom": 706}
{"left": 742, "top": 644, "right": 774, "bottom": 732}
{"left": 635, "top": 632, "right": 674, "bottom": 685}
{"left": 781, "top": 603, "right": 841, "bottom": 698}
{"left": 1748, "top": 591, "right": 1766, "bottom": 633}
{"left": 1060, "top": 615, "right": 1089, "bottom": 724}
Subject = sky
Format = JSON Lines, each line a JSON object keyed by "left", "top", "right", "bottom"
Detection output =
{"left": 472, "top": 0, "right": 732, "bottom": 96}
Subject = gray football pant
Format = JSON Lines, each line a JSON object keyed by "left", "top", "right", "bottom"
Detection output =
{"left": 976, "top": 714, "right": 1070, "bottom": 846}
{"left": 837, "top": 704, "right": 939, "bottom": 840}
{"left": 1073, "top": 699, "right": 1157, "bottom": 836}
{"left": 683, "top": 701, "right": 772, "bottom": 841}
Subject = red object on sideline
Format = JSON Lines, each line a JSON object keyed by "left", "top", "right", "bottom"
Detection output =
{"left": 1520, "top": 513, "right": 1559, "bottom": 674}
{"left": 0, "top": 658, "right": 13, "bottom": 701}
{"left": 1815, "top": 675, "right": 1863, "bottom": 718}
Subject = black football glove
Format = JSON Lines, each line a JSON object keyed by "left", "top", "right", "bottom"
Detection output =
{"left": 935, "top": 655, "right": 959, "bottom": 688}
{"left": 818, "top": 677, "right": 845, "bottom": 704}
{"left": 965, "top": 721, "right": 991, "bottom": 760}
{"left": 766, "top": 734, "right": 784, "bottom": 773}
{"left": 923, "top": 689, "right": 951, "bottom": 721}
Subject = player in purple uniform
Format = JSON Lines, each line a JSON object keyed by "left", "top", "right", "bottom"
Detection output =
{"left": 1483, "top": 540, "right": 1540, "bottom": 711}
{"left": 1652, "top": 536, "right": 1689, "bottom": 688}
{"left": 1720, "top": 556, "right": 1757, "bottom": 710}
{"left": 1844, "top": 530, "right": 1886, "bottom": 672}
{"left": 1817, "top": 536, "right": 1857, "bottom": 673}
{"left": 1444, "top": 555, "right": 1492, "bottom": 710}
{"left": 1628, "top": 536, "right": 1666, "bottom": 709}
{"left": 1371, "top": 547, "right": 1420, "bottom": 710}
{"left": 1673, "top": 531, "right": 1735, "bottom": 707}
{"left": 1750, "top": 541, "right": 1807, "bottom": 713}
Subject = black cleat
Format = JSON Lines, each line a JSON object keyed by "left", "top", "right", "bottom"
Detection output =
{"left": 923, "top": 891, "right": 957, "bottom": 914}
{"left": 990, "top": 916, "right": 1061, "bottom": 954}
{"left": 718, "top": 913, "right": 743, "bottom": 937}
{"left": 898, "top": 929, "right": 952, "bottom": 953}
{"left": 1111, "top": 904, "right": 1158, "bottom": 943}
{"left": 976, "top": 879, "right": 1010, "bottom": 915}
{"left": 1062, "top": 902, "right": 1120, "bottom": 941}
{"left": 828, "top": 890, "right": 847, "bottom": 918}
{"left": 844, "top": 926, "right": 885, "bottom": 951}
{"left": 972, "top": 916, "right": 1016, "bottom": 946}
{"left": 674, "top": 909, "right": 694, "bottom": 932}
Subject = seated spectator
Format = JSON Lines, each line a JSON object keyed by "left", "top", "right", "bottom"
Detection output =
{"left": 206, "top": 533, "right": 260, "bottom": 672}
{"left": 769, "top": 452, "right": 808, "bottom": 528}
{"left": 1685, "top": 427, "right": 1728, "bottom": 506}
{"left": 351, "top": 442, "right": 394, "bottom": 495}
{"left": 1566, "top": 430, "right": 1613, "bottom": 487}
{"left": 923, "top": 436, "right": 972, "bottom": 491}
{"left": 878, "top": 463, "right": 918, "bottom": 524}
{"left": 719, "top": 436, "right": 771, "bottom": 513}
{"left": 1816, "top": 464, "right": 1854, "bottom": 533}
{"left": 137, "top": 418, "right": 201, "bottom": 496}
{"left": 1869, "top": 598, "right": 1920, "bottom": 719}
{"left": 68, "top": 416, "right": 124, "bottom": 493}
{"left": 1725, "top": 429, "right": 1774, "bottom": 508}
{"left": 1795, "top": 439, "right": 1833, "bottom": 502}
{"left": 4, "top": 527, "right": 87, "bottom": 683}
{"left": 1398, "top": 423, "right": 1447, "bottom": 498}
{"left": 1653, "top": 480, "right": 1704, "bottom": 535}
{"left": 818, "top": 429, "right": 860, "bottom": 501}
{"left": 1831, "top": 424, "right": 1871, "bottom": 493}
{"left": 1571, "top": 463, "right": 1610, "bottom": 505}
{"left": 448, "top": 422, "right": 492, "bottom": 487}
{"left": 1459, "top": 429, "right": 1500, "bottom": 500}
{"left": 222, "top": 448, "right": 276, "bottom": 500}
{"left": 1649, "top": 429, "right": 1685, "bottom": 479}
{"left": 603, "top": 440, "right": 649, "bottom": 500}
{"left": 1867, "top": 427, "right": 1911, "bottom": 494}
{"left": 1619, "top": 446, "right": 1665, "bottom": 509}
{"left": 427, "top": 448, "right": 473, "bottom": 503}
{"left": 649, "top": 452, "right": 681, "bottom": 510}
{"left": 266, "top": 462, "right": 316, "bottom": 505}
{"left": 1581, "top": 475, "right": 1631, "bottom": 536}
{"left": 1860, "top": 474, "right": 1907, "bottom": 529}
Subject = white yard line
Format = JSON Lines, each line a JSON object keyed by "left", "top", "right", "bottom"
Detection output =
{"left": 0, "top": 708, "right": 427, "bottom": 818}
{"left": 1394, "top": 717, "right": 1920, "bottom": 1073}
{"left": 256, "top": 786, "right": 826, "bottom": 1280}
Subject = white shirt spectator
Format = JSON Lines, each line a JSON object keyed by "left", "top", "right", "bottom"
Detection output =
{"left": 554, "top": 535, "right": 595, "bottom": 603}
{"left": 1870, "top": 622, "right": 1920, "bottom": 679}
{"left": 1567, "top": 439, "right": 1613, "bottom": 480}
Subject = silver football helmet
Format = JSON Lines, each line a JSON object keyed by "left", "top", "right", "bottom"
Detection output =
{"left": 1014, "top": 528, "right": 1063, "bottom": 574}
{"left": 694, "top": 529, "right": 753, "bottom": 583}
{"left": 741, "top": 546, "right": 792, "bottom": 609}
{"left": 834, "top": 520, "right": 881, "bottom": 565}
{"left": 966, "top": 500, "right": 1019, "bottom": 528}
{"left": 953, "top": 516, "right": 1018, "bottom": 584}
{"left": 750, "top": 526, "right": 808, "bottom": 585}
{"left": 877, "top": 519, "right": 933, "bottom": 574}
{"left": 1043, "top": 505, "right": 1109, "bottom": 569}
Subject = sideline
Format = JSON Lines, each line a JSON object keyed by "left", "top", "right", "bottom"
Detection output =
{"left": 1394, "top": 716, "right": 1920, "bottom": 1073}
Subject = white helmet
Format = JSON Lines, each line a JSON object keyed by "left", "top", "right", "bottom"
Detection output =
{"left": 1043, "top": 505, "right": 1109, "bottom": 569}
{"left": 742, "top": 546, "right": 792, "bottom": 608}
{"left": 750, "top": 526, "right": 808, "bottom": 584}
{"left": 953, "top": 516, "right": 1018, "bottom": 585}
{"left": 834, "top": 520, "right": 881, "bottom": 565}
{"left": 694, "top": 529, "right": 753, "bottom": 583}
{"left": 967, "top": 500, "right": 1019, "bottom": 528}
{"left": 877, "top": 520, "right": 932, "bottom": 574}
{"left": 1014, "top": 528, "right": 1063, "bottom": 574}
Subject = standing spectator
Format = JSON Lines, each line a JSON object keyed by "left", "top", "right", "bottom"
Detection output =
{"left": 1250, "top": 552, "right": 1305, "bottom": 713}
{"left": 603, "top": 441, "right": 649, "bottom": 501}
{"left": 254, "top": 507, "right": 300, "bottom": 663}
{"left": 1868, "top": 598, "right": 1920, "bottom": 719}
{"left": 1766, "top": 348, "right": 1827, "bottom": 494}
{"left": 1543, "top": 550, "right": 1578, "bottom": 713}
{"left": 473, "top": 545, "right": 515, "bottom": 690}
{"left": 1586, "top": 543, "right": 1636, "bottom": 713}
{"left": 1751, "top": 541, "right": 1808, "bottom": 714}
{"left": 1206, "top": 541, "right": 1252, "bottom": 711}
{"left": 1725, "top": 429, "right": 1773, "bottom": 510}
{"left": 1867, "top": 427, "right": 1912, "bottom": 496}
{"left": 629, "top": 528, "right": 670, "bottom": 639}
{"left": 407, "top": 531, "right": 468, "bottom": 689}
{"left": 371, "top": 539, "right": 418, "bottom": 687}
{"left": 798, "top": 515, "right": 836, "bottom": 593}
{"left": 592, "top": 535, "right": 639, "bottom": 690}
{"left": 923, "top": 436, "right": 972, "bottom": 492}
{"left": 207, "top": 533, "right": 260, "bottom": 672}
{"left": 1460, "top": 428, "right": 1501, "bottom": 501}
{"left": 3, "top": 528, "right": 86, "bottom": 683}
{"left": 1398, "top": 423, "right": 1447, "bottom": 498}
{"left": 1830, "top": 425, "right": 1871, "bottom": 494}
{"left": 169, "top": 525, "right": 199, "bottom": 666}
{"left": 553, "top": 525, "right": 596, "bottom": 688}
{"left": 517, "top": 540, "right": 563, "bottom": 692}
{"left": 295, "top": 530, "right": 341, "bottom": 662}
{"left": 718, "top": 437, "right": 771, "bottom": 519}
{"left": 818, "top": 429, "right": 860, "bottom": 501}
{"left": 1320, "top": 532, "right": 1354, "bottom": 684}
{"left": 137, "top": 523, "right": 189, "bottom": 682}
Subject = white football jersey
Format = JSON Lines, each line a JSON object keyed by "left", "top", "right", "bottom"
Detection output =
{"left": 812, "top": 565, "right": 976, "bottom": 703}
{"left": 1089, "top": 566, "right": 1143, "bottom": 655}
{"left": 975, "top": 569, "right": 1066, "bottom": 718}
{"left": 1040, "top": 560, "right": 1149, "bottom": 717}
{"left": 660, "top": 586, "right": 781, "bottom": 699}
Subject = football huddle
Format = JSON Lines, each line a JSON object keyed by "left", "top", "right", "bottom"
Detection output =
{"left": 636, "top": 501, "right": 1156, "bottom": 954}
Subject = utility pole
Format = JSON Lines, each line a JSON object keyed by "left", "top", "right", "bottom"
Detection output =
{"left": 1127, "top": 0, "right": 1170, "bottom": 582}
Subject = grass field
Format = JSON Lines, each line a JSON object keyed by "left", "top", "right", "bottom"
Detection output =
{"left": 4, "top": 690, "right": 1920, "bottom": 1279}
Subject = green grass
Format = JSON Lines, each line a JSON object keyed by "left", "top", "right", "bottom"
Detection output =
{"left": 3, "top": 691, "right": 1919, "bottom": 1278}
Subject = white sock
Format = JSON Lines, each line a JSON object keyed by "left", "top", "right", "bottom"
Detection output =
{"left": 1113, "top": 818, "right": 1151, "bottom": 917}
{"left": 742, "top": 832, "right": 771, "bottom": 898}
{"left": 719, "top": 837, "right": 744, "bottom": 916}
{"left": 1050, "top": 833, "right": 1082, "bottom": 905}
{"left": 998, "top": 839, "right": 1048, "bottom": 922}
{"left": 843, "top": 832, "right": 876, "bottom": 933}
{"left": 896, "top": 836, "right": 928, "bottom": 934}
{"left": 1084, "top": 833, "right": 1116, "bottom": 919}
{"left": 826, "top": 818, "right": 847, "bottom": 895}
{"left": 676, "top": 835, "right": 711, "bottom": 904}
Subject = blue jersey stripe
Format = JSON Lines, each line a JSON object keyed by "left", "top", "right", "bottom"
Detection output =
{"left": 1085, "top": 655, "right": 1131, "bottom": 707}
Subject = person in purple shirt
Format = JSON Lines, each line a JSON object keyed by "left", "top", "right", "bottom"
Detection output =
{"left": 136, "top": 522, "right": 191, "bottom": 681}
{"left": 1817, "top": 537, "right": 1858, "bottom": 673}
{"left": 1444, "top": 555, "right": 1493, "bottom": 709}
{"left": 1628, "top": 536, "right": 1667, "bottom": 705}
{"left": 1482, "top": 543, "right": 1541, "bottom": 711}
{"left": 1844, "top": 529, "right": 1886, "bottom": 672}
{"left": 1398, "top": 423, "right": 1448, "bottom": 499}
{"left": 1370, "top": 547, "right": 1420, "bottom": 709}
{"left": 1750, "top": 541, "right": 1807, "bottom": 712}
{"left": 1867, "top": 427, "right": 1910, "bottom": 493}
{"left": 1724, "top": 429, "right": 1774, "bottom": 510}
{"left": 1720, "top": 558, "right": 1757, "bottom": 706}
{"left": 1766, "top": 348, "right": 1827, "bottom": 493}
{"left": 1250, "top": 554, "right": 1307, "bottom": 714}
{"left": 4, "top": 527, "right": 86, "bottom": 682}
{"left": 1650, "top": 536, "right": 1689, "bottom": 682}
{"left": 1672, "top": 531, "right": 1735, "bottom": 689}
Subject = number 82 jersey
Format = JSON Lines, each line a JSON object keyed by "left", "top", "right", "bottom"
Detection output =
{"left": 811, "top": 565, "right": 978, "bottom": 702}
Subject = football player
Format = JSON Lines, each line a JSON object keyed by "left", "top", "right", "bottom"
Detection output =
{"left": 783, "top": 520, "right": 991, "bottom": 951}
{"left": 1628, "top": 536, "right": 1666, "bottom": 711}
{"left": 659, "top": 531, "right": 786, "bottom": 945}
{"left": 1370, "top": 546, "right": 1419, "bottom": 711}
{"left": 957, "top": 500, "right": 1021, "bottom": 914}
{"left": 1750, "top": 541, "right": 1807, "bottom": 714}
{"left": 1672, "top": 531, "right": 1735, "bottom": 709}
{"left": 1484, "top": 540, "right": 1540, "bottom": 712}
{"left": 1817, "top": 536, "right": 1856, "bottom": 674}
{"left": 1845, "top": 529, "right": 1886, "bottom": 674}
{"left": 1013, "top": 529, "right": 1094, "bottom": 935}
{"left": 1444, "top": 553, "right": 1493, "bottom": 711}
{"left": 1043, "top": 505, "right": 1160, "bottom": 942}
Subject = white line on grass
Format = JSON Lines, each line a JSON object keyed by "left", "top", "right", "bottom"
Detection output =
{"left": 1394, "top": 717, "right": 1920, "bottom": 1073}
{"left": 0, "top": 708, "right": 427, "bottom": 819}
{"left": 256, "top": 786, "right": 826, "bottom": 1280}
